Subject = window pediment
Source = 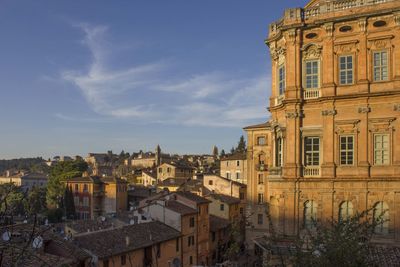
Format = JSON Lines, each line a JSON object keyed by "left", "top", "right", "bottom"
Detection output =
{"left": 301, "top": 44, "right": 322, "bottom": 60}
{"left": 335, "top": 120, "right": 360, "bottom": 134}
{"left": 369, "top": 117, "right": 396, "bottom": 132}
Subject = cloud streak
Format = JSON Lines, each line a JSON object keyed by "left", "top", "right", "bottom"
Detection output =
{"left": 61, "top": 23, "right": 270, "bottom": 127}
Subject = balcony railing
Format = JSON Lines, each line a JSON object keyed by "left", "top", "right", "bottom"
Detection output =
{"left": 303, "top": 166, "right": 320, "bottom": 177}
{"left": 304, "top": 89, "right": 320, "bottom": 100}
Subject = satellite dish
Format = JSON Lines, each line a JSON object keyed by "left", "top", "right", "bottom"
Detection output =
{"left": 23, "top": 219, "right": 28, "bottom": 224}
{"left": 101, "top": 216, "right": 106, "bottom": 222}
{"left": 2, "top": 231, "right": 10, "bottom": 241}
{"left": 44, "top": 219, "right": 49, "bottom": 226}
{"left": 32, "top": 236, "right": 43, "bottom": 249}
{"left": 129, "top": 219, "right": 135, "bottom": 225}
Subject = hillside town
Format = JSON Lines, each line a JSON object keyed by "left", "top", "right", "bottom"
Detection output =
{"left": 2, "top": 0, "right": 400, "bottom": 266}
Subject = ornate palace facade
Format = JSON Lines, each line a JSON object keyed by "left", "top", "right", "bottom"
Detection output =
{"left": 245, "top": 0, "right": 400, "bottom": 252}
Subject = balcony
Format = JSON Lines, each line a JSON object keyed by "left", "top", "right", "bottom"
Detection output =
{"left": 303, "top": 166, "right": 320, "bottom": 177}
{"left": 304, "top": 89, "right": 320, "bottom": 100}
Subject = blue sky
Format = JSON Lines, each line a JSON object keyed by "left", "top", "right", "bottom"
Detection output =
{"left": 0, "top": 0, "right": 308, "bottom": 159}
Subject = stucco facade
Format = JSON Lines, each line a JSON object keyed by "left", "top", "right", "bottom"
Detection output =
{"left": 245, "top": 0, "right": 400, "bottom": 253}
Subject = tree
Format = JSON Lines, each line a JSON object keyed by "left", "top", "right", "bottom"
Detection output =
{"left": 24, "top": 187, "right": 47, "bottom": 216}
{"left": 230, "top": 147, "right": 235, "bottom": 154}
{"left": 220, "top": 149, "right": 226, "bottom": 157}
{"left": 64, "top": 186, "right": 76, "bottom": 220}
{"left": 236, "top": 135, "right": 246, "bottom": 153}
{"left": 212, "top": 146, "right": 219, "bottom": 158}
{"left": 46, "top": 159, "right": 88, "bottom": 207}
{"left": 0, "top": 184, "right": 25, "bottom": 216}
{"left": 292, "top": 210, "right": 379, "bottom": 267}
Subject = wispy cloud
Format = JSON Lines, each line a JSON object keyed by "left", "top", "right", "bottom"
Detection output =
{"left": 61, "top": 23, "right": 270, "bottom": 127}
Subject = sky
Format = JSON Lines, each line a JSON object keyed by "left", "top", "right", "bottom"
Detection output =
{"left": 0, "top": 0, "right": 308, "bottom": 160}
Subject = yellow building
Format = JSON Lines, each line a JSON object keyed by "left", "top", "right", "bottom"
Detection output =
{"left": 157, "top": 162, "right": 194, "bottom": 181}
{"left": 220, "top": 153, "right": 247, "bottom": 184}
{"left": 245, "top": 0, "right": 400, "bottom": 254}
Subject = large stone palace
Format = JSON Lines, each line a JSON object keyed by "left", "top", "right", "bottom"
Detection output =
{"left": 245, "top": 0, "right": 400, "bottom": 253}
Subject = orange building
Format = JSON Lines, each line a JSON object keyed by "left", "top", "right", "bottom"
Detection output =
{"left": 245, "top": 0, "right": 400, "bottom": 255}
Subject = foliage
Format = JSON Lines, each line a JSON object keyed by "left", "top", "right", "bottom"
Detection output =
{"left": 64, "top": 186, "right": 76, "bottom": 220}
{"left": 0, "top": 157, "right": 45, "bottom": 174}
{"left": 24, "top": 187, "right": 47, "bottom": 215}
{"left": 220, "top": 149, "right": 226, "bottom": 157}
{"left": 292, "top": 210, "right": 379, "bottom": 267}
{"left": 0, "top": 184, "right": 25, "bottom": 215}
{"left": 212, "top": 146, "right": 219, "bottom": 157}
{"left": 46, "top": 208, "right": 63, "bottom": 223}
{"left": 236, "top": 135, "right": 246, "bottom": 153}
{"left": 46, "top": 159, "right": 88, "bottom": 207}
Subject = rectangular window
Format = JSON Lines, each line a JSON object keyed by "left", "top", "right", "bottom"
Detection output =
{"left": 239, "top": 192, "right": 245, "bottom": 200}
{"left": 208, "top": 180, "right": 213, "bottom": 185}
{"left": 258, "top": 193, "right": 264, "bottom": 204}
{"left": 305, "top": 60, "right": 319, "bottom": 89}
{"left": 220, "top": 204, "right": 225, "bottom": 211}
{"left": 276, "top": 137, "right": 283, "bottom": 167}
{"left": 339, "top": 55, "right": 353, "bottom": 85}
{"left": 236, "top": 172, "right": 240, "bottom": 180}
{"left": 121, "top": 255, "right": 126, "bottom": 266}
{"left": 304, "top": 137, "right": 320, "bottom": 166}
{"left": 340, "top": 136, "right": 354, "bottom": 165}
{"left": 226, "top": 172, "right": 231, "bottom": 179}
{"left": 257, "top": 136, "right": 266, "bottom": 145}
{"left": 189, "top": 256, "right": 193, "bottom": 265}
{"left": 258, "top": 173, "right": 263, "bottom": 185}
{"left": 373, "top": 51, "right": 388, "bottom": 81}
{"left": 278, "top": 65, "right": 285, "bottom": 95}
{"left": 176, "top": 238, "right": 179, "bottom": 252}
{"left": 189, "top": 217, "right": 195, "bottom": 227}
{"left": 236, "top": 160, "right": 240, "bottom": 167}
{"left": 257, "top": 214, "right": 263, "bottom": 225}
{"left": 374, "top": 134, "right": 389, "bottom": 165}
{"left": 188, "top": 236, "right": 195, "bottom": 246}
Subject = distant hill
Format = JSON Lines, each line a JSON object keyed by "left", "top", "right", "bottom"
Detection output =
{"left": 0, "top": 157, "right": 47, "bottom": 174}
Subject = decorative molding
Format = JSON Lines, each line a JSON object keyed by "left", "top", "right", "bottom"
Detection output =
{"left": 358, "top": 106, "right": 371, "bottom": 114}
{"left": 334, "top": 40, "right": 359, "bottom": 54}
{"left": 394, "top": 104, "right": 400, "bottom": 111}
{"left": 335, "top": 120, "right": 360, "bottom": 134}
{"left": 302, "top": 44, "right": 322, "bottom": 60}
{"left": 271, "top": 47, "right": 286, "bottom": 62}
{"left": 321, "top": 109, "right": 337, "bottom": 116}
{"left": 358, "top": 19, "right": 367, "bottom": 32}
{"left": 394, "top": 12, "right": 400, "bottom": 26}
{"left": 288, "top": 29, "right": 296, "bottom": 44}
{"left": 374, "top": 40, "right": 388, "bottom": 49}
{"left": 324, "top": 22, "right": 334, "bottom": 37}
{"left": 285, "top": 111, "right": 302, "bottom": 119}
{"left": 369, "top": 117, "right": 396, "bottom": 132}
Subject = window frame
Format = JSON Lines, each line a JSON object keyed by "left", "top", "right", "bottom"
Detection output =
{"left": 276, "top": 137, "right": 283, "bottom": 167}
{"left": 257, "top": 193, "right": 264, "bottom": 204}
{"left": 304, "top": 137, "right": 320, "bottom": 166}
{"left": 303, "top": 60, "right": 320, "bottom": 90}
{"left": 340, "top": 135, "right": 354, "bottom": 166}
{"left": 372, "top": 50, "right": 389, "bottom": 82}
{"left": 373, "top": 133, "right": 390, "bottom": 166}
{"left": 338, "top": 55, "right": 354, "bottom": 85}
{"left": 277, "top": 64, "right": 286, "bottom": 96}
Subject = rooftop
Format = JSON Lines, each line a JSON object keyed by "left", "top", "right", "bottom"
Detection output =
{"left": 221, "top": 153, "right": 246, "bottom": 161}
{"left": 175, "top": 191, "right": 211, "bottom": 204}
{"left": 208, "top": 193, "right": 241, "bottom": 205}
{"left": 74, "top": 221, "right": 180, "bottom": 259}
{"left": 243, "top": 121, "right": 271, "bottom": 130}
{"left": 166, "top": 200, "right": 198, "bottom": 215}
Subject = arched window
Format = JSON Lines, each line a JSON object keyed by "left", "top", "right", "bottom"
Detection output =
{"left": 258, "top": 153, "right": 265, "bottom": 165}
{"left": 339, "top": 201, "right": 353, "bottom": 222}
{"left": 304, "top": 200, "right": 317, "bottom": 229}
{"left": 373, "top": 202, "right": 389, "bottom": 235}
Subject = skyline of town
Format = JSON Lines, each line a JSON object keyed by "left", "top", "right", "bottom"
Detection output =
{"left": 1, "top": 0, "right": 308, "bottom": 159}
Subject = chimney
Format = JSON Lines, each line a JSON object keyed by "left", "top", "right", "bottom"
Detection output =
{"left": 126, "top": 236, "right": 130, "bottom": 246}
